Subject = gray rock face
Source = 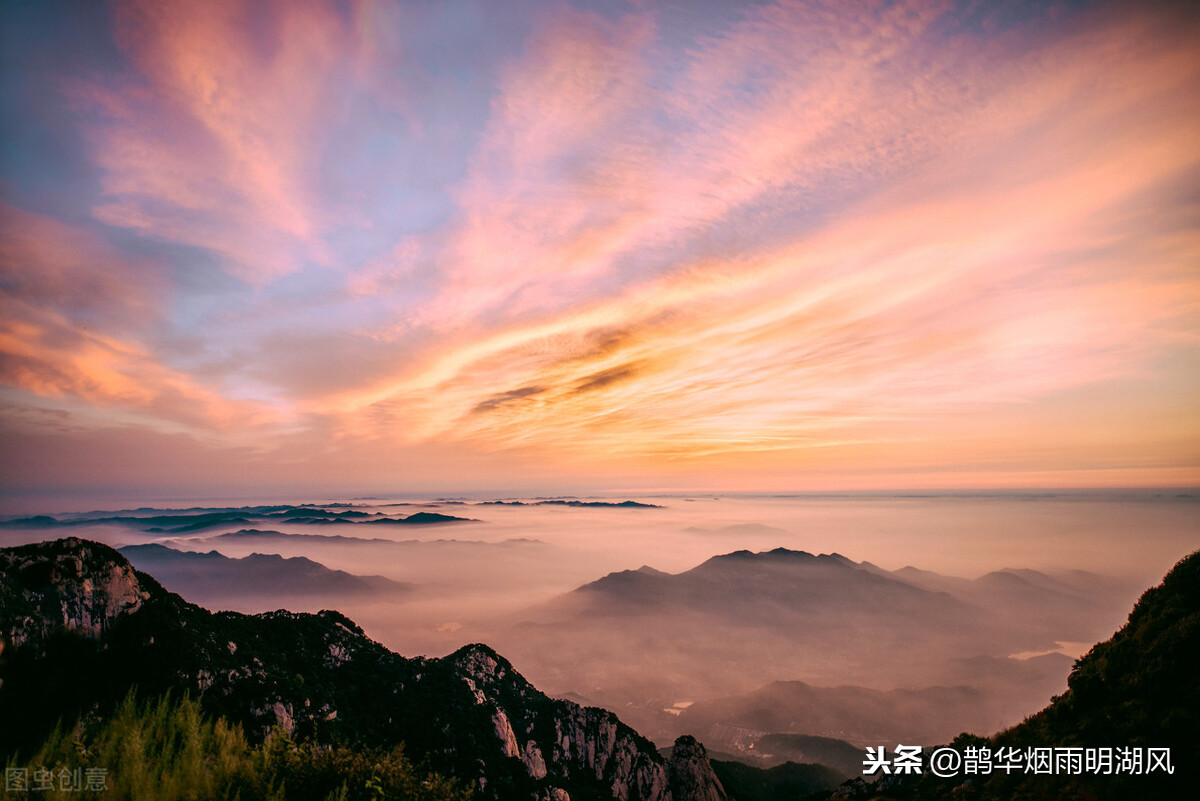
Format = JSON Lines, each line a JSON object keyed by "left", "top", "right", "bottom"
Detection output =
{"left": 443, "top": 645, "right": 728, "bottom": 800}
{"left": 549, "top": 702, "right": 671, "bottom": 800}
{"left": 0, "top": 538, "right": 149, "bottom": 648}
{"left": 667, "top": 736, "right": 726, "bottom": 801}
{"left": 447, "top": 643, "right": 691, "bottom": 800}
{"left": 0, "top": 538, "right": 730, "bottom": 801}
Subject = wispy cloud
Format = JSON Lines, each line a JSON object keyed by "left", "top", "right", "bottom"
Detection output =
{"left": 73, "top": 0, "right": 360, "bottom": 281}
{"left": 0, "top": 206, "right": 270, "bottom": 431}
{"left": 324, "top": 2, "right": 1200, "bottom": 471}
{"left": 2, "top": 0, "right": 1198, "bottom": 491}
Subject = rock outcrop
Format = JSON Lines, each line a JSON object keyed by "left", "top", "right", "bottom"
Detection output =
{"left": 667, "top": 736, "right": 726, "bottom": 801}
{"left": 0, "top": 538, "right": 149, "bottom": 648}
{"left": 0, "top": 538, "right": 727, "bottom": 801}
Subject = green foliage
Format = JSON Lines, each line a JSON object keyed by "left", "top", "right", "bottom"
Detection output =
{"left": 258, "top": 731, "right": 470, "bottom": 801}
{"left": 6, "top": 692, "right": 469, "bottom": 801}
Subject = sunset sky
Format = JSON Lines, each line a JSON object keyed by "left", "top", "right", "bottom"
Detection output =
{"left": 1, "top": 0, "right": 1198, "bottom": 500}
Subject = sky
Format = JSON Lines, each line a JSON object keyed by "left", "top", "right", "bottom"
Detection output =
{"left": 1, "top": 0, "right": 1198, "bottom": 501}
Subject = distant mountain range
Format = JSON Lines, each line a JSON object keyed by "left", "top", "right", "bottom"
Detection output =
{"left": 0, "top": 506, "right": 476, "bottom": 534}
{"left": 491, "top": 547, "right": 1135, "bottom": 743}
{"left": 119, "top": 543, "right": 412, "bottom": 605}
{"left": 821, "top": 549, "right": 1199, "bottom": 800}
{"left": 0, "top": 538, "right": 729, "bottom": 801}
{"left": 210, "top": 528, "right": 541, "bottom": 548}
{"left": 0, "top": 499, "right": 661, "bottom": 537}
{"left": 882, "top": 562, "right": 1133, "bottom": 643}
{"left": 2, "top": 537, "right": 1191, "bottom": 800}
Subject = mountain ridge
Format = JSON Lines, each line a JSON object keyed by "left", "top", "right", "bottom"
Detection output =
{"left": 492, "top": 546, "right": 1132, "bottom": 744}
{"left": 118, "top": 543, "right": 412, "bottom": 602}
{"left": 0, "top": 537, "right": 726, "bottom": 801}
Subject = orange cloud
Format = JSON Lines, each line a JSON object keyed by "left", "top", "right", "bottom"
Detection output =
{"left": 324, "top": 2, "right": 1200, "bottom": 479}
{"left": 73, "top": 0, "right": 360, "bottom": 281}
{"left": 0, "top": 306, "right": 272, "bottom": 433}
{"left": 5, "top": 1, "right": 1197, "bottom": 492}
{"left": 0, "top": 207, "right": 272, "bottom": 432}
{"left": 0, "top": 205, "right": 164, "bottom": 327}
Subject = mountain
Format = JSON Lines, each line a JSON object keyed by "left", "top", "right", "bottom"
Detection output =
{"left": 822, "top": 550, "right": 1199, "bottom": 800}
{"left": 0, "top": 538, "right": 727, "bottom": 801}
{"left": 575, "top": 548, "right": 938, "bottom": 605}
{"left": 513, "top": 546, "right": 975, "bottom": 648}
{"left": 487, "top": 546, "right": 1137, "bottom": 751}
{"left": 709, "top": 760, "right": 845, "bottom": 801}
{"left": 118, "top": 543, "right": 412, "bottom": 604}
{"left": 892, "top": 564, "right": 1134, "bottom": 644}
{"left": 365, "top": 511, "right": 475, "bottom": 524}
{"left": 974, "top": 549, "right": 1198, "bottom": 799}
{"left": 491, "top": 547, "right": 1120, "bottom": 741}
{"left": 750, "top": 734, "right": 864, "bottom": 777}
{"left": 0, "top": 506, "right": 476, "bottom": 535}
{"left": 210, "top": 528, "right": 538, "bottom": 547}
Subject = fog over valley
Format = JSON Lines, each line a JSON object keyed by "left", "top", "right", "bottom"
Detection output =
{"left": 3, "top": 491, "right": 1194, "bottom": 758}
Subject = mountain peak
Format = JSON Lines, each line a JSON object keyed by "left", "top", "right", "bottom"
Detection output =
{"left": 668, "top": 735, "right": 727, "bottom": 801}
{"left": 711, "top": 547, "right": 819, "bottom": 563}
{"left": 449, "top": 641, "right": 514, "bottom": 677}
{"left": 0, "top": 537, "right": 725, "bottom": 800}
{"left": 0, "top": 537, "right": 154, "bottom": 647}
{"left": 699, "top": 548, "right": 863, "bottom": 571}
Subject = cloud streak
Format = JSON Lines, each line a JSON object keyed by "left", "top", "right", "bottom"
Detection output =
{"left": 0, "top": 206, "right": 238, "bottom": 423}
{"left": 330, "top": 3, "right": 1200, "bottom": 467}
{"left": 74, "top": 0, "right": 362, "bottom": 281}
{"left": 2, "top": 0, "right": 1198, "bottom": 493}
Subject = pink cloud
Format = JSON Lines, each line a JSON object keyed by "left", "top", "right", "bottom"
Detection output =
{"left": 5, "top": 1, "right": 1197, "bottom": 491}
{"left": 424, "top": 4, "right": 660, "bottom": 326}
{"left": 72, "top": 0, "right": 362, "bottom": 281}
{"left": 0, "top": 205, "right": 165, "bottom": 327}
{"left": 0, "top": 206, "right": 271, "bottom": 431}
{"left": 331, "top": 2, "right": 1200, "bottom": 475}
{"left": 413, "top": 0, "right": 995, "bottom": 334}
{"left": 0, "top": 307, "right": 270, "bottom": 432}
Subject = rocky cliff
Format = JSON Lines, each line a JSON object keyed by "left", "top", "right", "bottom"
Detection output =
{"left": 0, "top": 537, "right": 148, "bottom": 647}
{"left": 0, "top": 538, "right": 726, "bottom": 801}
{"left": 667, "top": 736, "right": 727, "bottom": 801}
